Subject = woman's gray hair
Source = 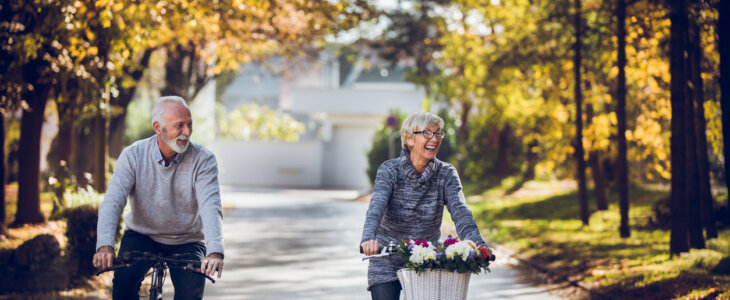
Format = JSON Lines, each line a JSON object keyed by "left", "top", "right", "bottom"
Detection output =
{"left": 400, "top": 112, "right": 444, "bottom": 147}
{"left": 151, "top": 96, "right": 189, "bottom": 127}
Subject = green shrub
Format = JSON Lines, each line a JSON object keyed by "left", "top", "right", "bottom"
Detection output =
{"left": 14, "top": 234, "right": 61, "bottom": 272}
{"left": 217, "top": 103, "right": 305, "bottom": 141}
{"left": 63, "top": 185, "right": 104, "bottom": 208}
{"left": 464, "top": 115, "right": 526, "bottom": 187}
{"left": 651, "top": 196, "right": 671, "bottom": 229}
{"left": 65, "top": 204, "right": 100, "bottom": 277}
{"left": 0, "top": 235, "right": 69, "bottom": 292}
{"left": 366, "top": 111, "right": 407, "bottom": 186}
{"left": 125, "top": 93, "right": 155, "bottom": 145}
{"left": 60, "top": 186, "right": 121, "bottom": 277}
{"left": 712, "top": 256, "right": 730, "bottom": 275}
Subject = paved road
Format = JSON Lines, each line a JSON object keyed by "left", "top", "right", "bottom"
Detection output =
{"left": 163, "top": 187, "right": 563, "bottom": 299}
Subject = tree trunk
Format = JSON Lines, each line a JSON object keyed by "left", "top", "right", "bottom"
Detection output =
{"left": 161, "top": 42, "right": 210, "bottom": 102}
{"left": 574, "top": 0, "right": 589, "bottom": 225}
{"left": 523, "top": 139, "right": 538, "bottom": 181}
{"left": 690, "top": 17, "right": 716, "bottom": 239}
{"left": 73, "top": 118, "right": 94, "bottom": 188}
{"left": 457, "top": 101, "right": 471, "bottom": 179}
{"left": 110, "top": 47, "right": 156, "bottom": 157}
{"left": 589, "top": 151, "right": 608, "bottom": 210}
{"left": 50, "top": 85, "right": 80, "bottom": 211}
{"left": 496, "top": 124, "right": 511, "bottom": 178}
{"left": 93, "top": 103, "right": 107, "bottom": 192}
{"left": 586, "top": 104, "right": 608, "bottom": 211}
{"left": 0, "top": 110, "right": 6, "bottom": 235}
{"left": 13, "top": 84, "right": 50, "bottom": 225}
{"left": 719, "top": 0, "right": 730, "bottom": 226}
{"left": 109, "top": 114, "right": 127, "bottom": 158}
{"left": 669, "top": 0, "right": 690, "bottom": 254}
{"left": 616, "top": 0, "right": 630, "bottom": 238}
{"left": 684, "top": 19, "right": 704, "bottom": 248}
{"left": 51, "top": 102, "right": 72, "bottom": 213}
{"left": 88, "top": 18, "right": 113, "bottom": 193}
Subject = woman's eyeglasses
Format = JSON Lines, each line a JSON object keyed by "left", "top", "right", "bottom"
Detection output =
{"left": 412, "top": 130, "right": 446, "bottom": 139}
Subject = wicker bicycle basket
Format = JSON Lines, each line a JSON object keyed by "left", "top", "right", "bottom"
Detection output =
{"left": 396, "top": 269, "right": 471, "bottom": 300}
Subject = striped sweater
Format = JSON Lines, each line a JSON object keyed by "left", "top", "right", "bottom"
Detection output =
{"left": 360, "top": 146, "right": 486, "bottom": 290}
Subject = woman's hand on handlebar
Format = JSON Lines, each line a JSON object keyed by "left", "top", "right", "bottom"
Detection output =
{"left": 93, "top": 246, "right": 115, "bottom": 269}
{"left": 361, "top": 240, "right": 379, "bottom": 256}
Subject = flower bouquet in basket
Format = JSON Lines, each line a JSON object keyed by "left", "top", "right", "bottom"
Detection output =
{"left": 395, "top": 237, "right": 494, "bottom": 300}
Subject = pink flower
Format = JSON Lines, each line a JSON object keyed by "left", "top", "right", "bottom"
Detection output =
{"left": 444, "top": 237, "right": 458, "bottom": 247}
{"left": 415, "top": 239, "right": 429, "bottom": 248}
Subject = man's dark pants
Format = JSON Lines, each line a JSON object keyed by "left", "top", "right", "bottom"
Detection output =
{"left": 112, "top": 230, "right": 206, "bottom": 300}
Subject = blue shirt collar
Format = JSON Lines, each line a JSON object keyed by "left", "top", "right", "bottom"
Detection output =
{"left": 154, "top": 138, "right": 179, "bottom": 167}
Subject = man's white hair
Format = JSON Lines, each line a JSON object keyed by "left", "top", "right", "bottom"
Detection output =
{"left": 400, "top": 112, "right": 444, "bottom": 147}
{"left": 151, "top": 96, "right": 189, "bottom": 127}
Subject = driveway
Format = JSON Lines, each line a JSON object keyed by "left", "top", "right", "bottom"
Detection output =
{"left": 167, "top": 187, "right": 563, "bottom": 299}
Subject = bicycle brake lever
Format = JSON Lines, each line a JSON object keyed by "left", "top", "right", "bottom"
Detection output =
{"left": 95, "top": 264, "right": 128, "bottom": 276}
{"left": 181, "top": 264, "right": 216, "bottom": 283}
{"left": 204, "top": 274, "right": 216, "bottom": 283}
{"left": 362, "top": 254, "right": 389, "bottom": 261}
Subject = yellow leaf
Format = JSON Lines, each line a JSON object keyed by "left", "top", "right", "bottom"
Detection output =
{"left": 87, "top": 46, "right": 98, "bottom": 56}
{"left": 86, "top": 30, "right": 95, "bottom": 41}
{"left": 116, "top": 16, "right": 125, "bottom": 31}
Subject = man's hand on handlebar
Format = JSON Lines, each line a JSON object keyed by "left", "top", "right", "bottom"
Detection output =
{"left": 93, "top": 245, "right": 115, "bottom": 269}
{"left": 200, "top": 253, "right": 224, "bottom": 278}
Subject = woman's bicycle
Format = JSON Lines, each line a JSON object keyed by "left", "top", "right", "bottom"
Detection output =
{"left": 361, "top": 241, "right": 497, "bottom": 300}
{"left": 96, "top": 250, "right": 216, "bottom": 300}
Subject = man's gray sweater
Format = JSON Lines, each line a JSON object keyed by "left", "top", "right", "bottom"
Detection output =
{"left": 96, "top": 135, "right": 224, "bottom": 256}
{"left": 361, "top": 146, "right": 485, "bottom": 290}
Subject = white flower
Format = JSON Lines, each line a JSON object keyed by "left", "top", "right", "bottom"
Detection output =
{"left": 445, "top": 240, "right": 477, "bottom": 261}
{"left": 409, "top": 245, "right": 437, "bottom": 265}
{"left": 48, "top": 176, "right": 58, "bottom": 185}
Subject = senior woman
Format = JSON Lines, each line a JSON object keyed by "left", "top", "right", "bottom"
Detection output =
{"left": 360, "top": 111, "right": 488, "bottom": 299}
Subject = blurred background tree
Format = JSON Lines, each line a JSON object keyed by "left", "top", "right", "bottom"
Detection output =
{"left": 1, "top": 0, "right": 727, "bottom": 258}
{"left": 366, "top": 0, "right": 723, "bottom": 250}
{"left": 2, "top": 0, "right": 375, "bottom": 227}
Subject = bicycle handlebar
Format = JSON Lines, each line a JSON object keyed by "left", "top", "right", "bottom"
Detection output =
{"left": 360, "top": 241, "right": 399, "bottom": 261}
{"left": 95, "top": 251, "right": 216, "bottom": 283}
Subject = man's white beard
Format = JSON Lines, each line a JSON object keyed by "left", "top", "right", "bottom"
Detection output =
{"left": 162, "top": 128, "right": 190, "bottom": 154}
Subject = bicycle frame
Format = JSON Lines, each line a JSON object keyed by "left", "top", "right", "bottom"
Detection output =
{"left": 148, "top": 260, "right": 166, "bottom": 300}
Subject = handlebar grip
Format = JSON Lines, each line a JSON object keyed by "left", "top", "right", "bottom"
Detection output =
{"left": 359, "top": 245, "right": 381, "bottom": 254}
{"left": 96, "top": 264, "right": 127, "bottom": 276}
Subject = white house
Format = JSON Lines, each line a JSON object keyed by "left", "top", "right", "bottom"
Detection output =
{"left": 210, "top": 51, "right": 426, "bottom": 192}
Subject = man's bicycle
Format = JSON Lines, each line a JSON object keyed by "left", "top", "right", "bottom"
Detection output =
{"left": 96, "top": 251, "right": 216, "bottom": 300}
